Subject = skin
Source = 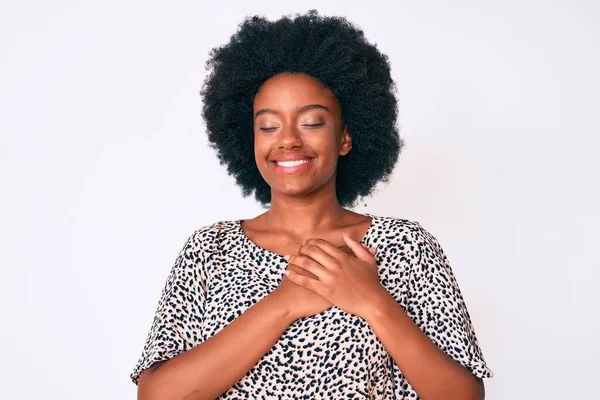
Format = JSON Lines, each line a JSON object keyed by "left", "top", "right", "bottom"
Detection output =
{"left": 249, "top": 72, "right": 485, "bottom": 399}
{"left": 136, "top": 72, "right": 485, "bottom": 400}
{"left": 245, "top": 72, "right": 373, "bottom": 251}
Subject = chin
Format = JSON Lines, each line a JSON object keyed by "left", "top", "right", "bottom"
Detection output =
{"left": 273, "top": 184, "right": 316, "bottom": 197}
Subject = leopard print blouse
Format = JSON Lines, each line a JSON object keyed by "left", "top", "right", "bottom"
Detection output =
{"left": 130, "top": 213, "right": 493, "bottom": 398}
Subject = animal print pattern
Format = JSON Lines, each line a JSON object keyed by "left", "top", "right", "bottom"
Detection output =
{"left": 130, "top": 214, "right": 493, "bottom": 398}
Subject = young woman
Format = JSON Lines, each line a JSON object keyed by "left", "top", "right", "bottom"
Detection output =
{"left": 130, "top": 10, "right": 493, "bottom": 399}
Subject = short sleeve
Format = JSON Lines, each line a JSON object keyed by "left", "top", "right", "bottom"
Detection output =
{"left": 405, "top": 222, "right": 494, "bottom": 378}
{"left": 129, "top": 230, "right": 208, "bottom": 385}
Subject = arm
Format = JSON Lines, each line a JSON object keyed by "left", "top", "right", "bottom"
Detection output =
{"left": 361, "top": 222, "right": 491, "bottom": 400}
{"left": 138, "top": 289, "right": 295, "bottom": 400}
{"left": 363, "top": 291, "right": 484, "bottom": 400}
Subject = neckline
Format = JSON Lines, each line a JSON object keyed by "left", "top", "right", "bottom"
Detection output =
{"left": 237, "top": 213, "right": 376, "bottom": 259}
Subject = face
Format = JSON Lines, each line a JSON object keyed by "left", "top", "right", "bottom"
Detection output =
{"left": 253, "top": 72, "right": 352, "bottom": 200}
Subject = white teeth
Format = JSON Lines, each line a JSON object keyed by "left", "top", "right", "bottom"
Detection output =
{"left": 276, "top": 159, "right": 312, "bottom": 167}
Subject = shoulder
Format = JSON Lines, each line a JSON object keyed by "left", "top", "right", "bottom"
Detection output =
{"left": 186, "top": 218, "right": 237, "bottom": 239}
{"left": 369, "top": 213, "right": 423, "bottom": 239}
{"left": 183, "top": 219, "right": 242, "bottom": 253}
{"left": 369, "top": 214, "right": 443, "bottom": 254}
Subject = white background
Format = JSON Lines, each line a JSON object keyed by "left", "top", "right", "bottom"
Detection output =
{"left": 1, "top": 1, "right": 598, "bottom": 399}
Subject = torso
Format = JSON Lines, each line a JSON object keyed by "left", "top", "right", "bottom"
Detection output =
{"left": 130, "top": 214, "right": 495, "bottom": 398}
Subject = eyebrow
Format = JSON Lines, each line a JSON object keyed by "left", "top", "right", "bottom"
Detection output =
{"left": 254, "top": 104, "right": 331, "bottom": 119}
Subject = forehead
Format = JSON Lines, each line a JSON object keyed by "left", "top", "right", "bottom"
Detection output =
{"left": 253, "top": 73, "right": 339, "bottom": 113}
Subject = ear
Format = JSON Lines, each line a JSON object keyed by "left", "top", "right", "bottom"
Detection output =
{"left": 339, "top": 124, "right": 353, "bottom": 156}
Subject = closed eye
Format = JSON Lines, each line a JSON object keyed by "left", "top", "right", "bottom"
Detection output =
{"left": 303, "top": 123, "right": 325, "bottom": 128}
{"left": 260, "top": 122, "right": 324, "bottom": 131}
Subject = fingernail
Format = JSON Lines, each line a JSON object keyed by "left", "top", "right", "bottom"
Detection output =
{"left": 284, "top": 254, "right": 290, "bottom": 261}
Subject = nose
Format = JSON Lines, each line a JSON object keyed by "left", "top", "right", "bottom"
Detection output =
{"left": 278, "top": 124, "right": 302, "bottom": 149}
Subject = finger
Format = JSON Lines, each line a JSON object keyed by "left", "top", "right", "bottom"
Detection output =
{"left": 284, "top": 269, "right": 319, "bottom": 292}
{"left": 361, "top": 243, "right": 377, "bottom": 255}
{"left": 286, "top": 263, "right": 319, "bottom": 280}
{"left": 296, "top": 242, "right": 341, "bottom": 269}
{"left": 342, "top": 233, "right": 376, "bottom": 263}
{"left": 286, "top": 254, "right": 329, "bottom": 278}
{"left": 302, "top": 238, "right": 347, "bottom": 260}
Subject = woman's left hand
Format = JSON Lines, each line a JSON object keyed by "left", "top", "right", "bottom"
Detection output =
{"left": 284, "top": 233, "right": 387, "bottom": 318}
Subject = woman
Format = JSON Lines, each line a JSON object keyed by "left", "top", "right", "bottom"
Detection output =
{"left": 130, "top": 10, "right": 493, "bottom": 399}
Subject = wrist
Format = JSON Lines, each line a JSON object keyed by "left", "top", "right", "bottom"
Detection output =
{"left": 359, "top": 287, "right": 396, "bottom": 322}
{"left": 266, "top": 289, "right": 298, "bottom": 324}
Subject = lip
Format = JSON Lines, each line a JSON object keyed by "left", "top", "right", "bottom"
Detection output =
{"left": 272, "top": 157, "right": 315, "bottom": 173}
{"left": 272, "top": 154, "right": 314, "bottom": 162}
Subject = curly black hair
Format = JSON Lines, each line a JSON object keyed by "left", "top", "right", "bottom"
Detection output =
{"left": 200, "top": 9, "right": 403, "bottom": 208}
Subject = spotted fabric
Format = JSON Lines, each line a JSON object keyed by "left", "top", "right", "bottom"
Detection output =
{"left": 130, "top": 214, "right": 493, "bottom": 398}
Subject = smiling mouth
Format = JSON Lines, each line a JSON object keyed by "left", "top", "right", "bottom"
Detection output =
{"left": 272, "top": 158, "right": 315, "bottom": 172}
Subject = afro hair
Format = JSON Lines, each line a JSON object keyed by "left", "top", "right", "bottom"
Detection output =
{"left": 200, "top": 9, "right": 403, "bottom": 208}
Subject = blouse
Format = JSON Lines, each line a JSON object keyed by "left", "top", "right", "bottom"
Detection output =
{"left": 130, "top": 213, "right": 493, "bottom": 398}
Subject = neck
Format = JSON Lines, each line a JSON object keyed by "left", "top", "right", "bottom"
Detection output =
{"left": 266, "top": 186, "right": 347, "bottom": 236}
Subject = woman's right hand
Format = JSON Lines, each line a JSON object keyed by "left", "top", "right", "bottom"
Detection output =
{"left": 272, "top": 262, "right": 333, "bottom": 321}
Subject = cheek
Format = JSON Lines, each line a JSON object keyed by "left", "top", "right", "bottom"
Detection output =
{"left": 309, "top": 132, "right": 340, "bottom": 160}
{"left": 254, "top": 137, "right": 273, "bottom": 167}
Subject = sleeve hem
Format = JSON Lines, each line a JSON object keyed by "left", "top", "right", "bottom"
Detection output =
{"left": 464, "top": 358, "right": 495, "bottom": 379}
{"left": 130, "top": 347, "right": 184, "bottom": 385}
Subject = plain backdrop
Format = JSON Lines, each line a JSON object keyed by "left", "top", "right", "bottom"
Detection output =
{"left": 1, "top": 1, "right": 598, "bottom": 399}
